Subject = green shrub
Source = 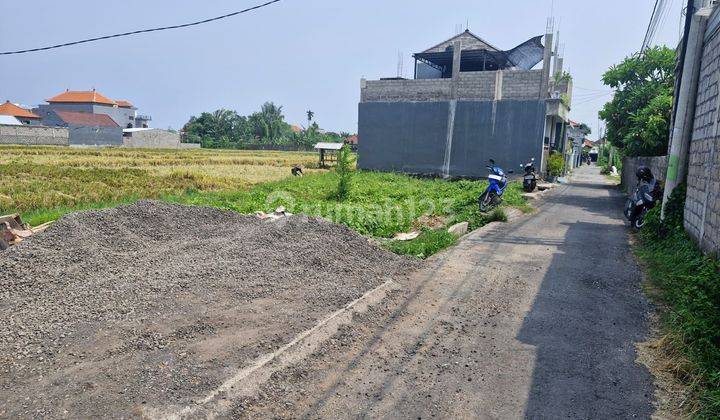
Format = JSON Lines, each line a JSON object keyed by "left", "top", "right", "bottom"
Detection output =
{"left": 548, "top": 152, "right": 565, "bottom": 177}
{"left": 331, "top": 145, "right": 354, "bottom": 201}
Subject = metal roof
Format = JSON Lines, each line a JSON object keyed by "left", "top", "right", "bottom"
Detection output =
{"left": 414, "top": 35, "right": 545, "bottom": 73}
{"left": 0, "top": 115, "right": 22, "bottom": 125}
{"left": 314, "top": 142, "right": 344, "bottom": 150}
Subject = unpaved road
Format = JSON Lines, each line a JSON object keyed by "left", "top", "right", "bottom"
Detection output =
{"left": 236, "top": 165, "right": 655, "bottom": 419}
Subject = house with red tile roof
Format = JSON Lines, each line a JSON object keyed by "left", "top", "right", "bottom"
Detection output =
{"left": 35, "top": 89, "right": 151, "bottom": 130}
{"left": 0, "top": 101, "right": 41, "bottom": 125}
{"left": 35, "top": 106, "right": 122, "bottom": 146}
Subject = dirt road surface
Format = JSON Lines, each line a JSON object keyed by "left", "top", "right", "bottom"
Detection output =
{"left": 236, "top": 165, "right": 656, "bottom": 419}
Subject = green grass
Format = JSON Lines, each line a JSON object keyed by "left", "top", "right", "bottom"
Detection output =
{"left": 384, "top": 229, "right": 459, "bottom": 259}
{"left": 167, "top": 171, "right": 526, "bottom": 238}
{"left": 635, "top": 189, "right": 720, "bottom": 418}
{"left": 385, "top": 207, "right": 508, "bottom": 259}
{"left": 6, "top": 146, "right": 529, "bottom": 258}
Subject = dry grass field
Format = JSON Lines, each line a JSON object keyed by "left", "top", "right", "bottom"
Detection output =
{"left": 1, "top": 146, "right": 321, "bottom": 219}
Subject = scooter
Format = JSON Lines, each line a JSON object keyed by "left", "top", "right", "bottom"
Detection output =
{"left": 479, "top": 159, "right": 513, "bottom": 212}
{"left": 624, "top": 167, "right": 661, "bottom": 229}
{"left": 521, "top": 158, "right": 537, "bottom": 193}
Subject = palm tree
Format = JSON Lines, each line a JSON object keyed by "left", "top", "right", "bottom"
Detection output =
{"left": 306, "top": 110, "right": 314, "bottom": 126}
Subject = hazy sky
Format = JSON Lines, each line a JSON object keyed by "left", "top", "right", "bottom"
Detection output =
{"left": 0, "top": 0, "right": 684, "bottom": 136}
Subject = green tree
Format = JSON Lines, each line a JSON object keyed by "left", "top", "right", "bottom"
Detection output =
{"left": 599, "top": 46, "right": 675, "bottom": 157}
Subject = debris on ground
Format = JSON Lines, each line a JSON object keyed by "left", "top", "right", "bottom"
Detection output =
{"left": 0, "top": 214, "right": 53, "bottom": 250}
{"left": 255, "top": 206, "right": 293, "bottom": 221}
{"left": 536, "top": 182, "right": 557, "bottom": 191}
{"left": 0, "top": 200, "right": 417, "bottom": 418}
{"left": 414, "top": 214, "right": 449, "bottom": 230}
{"left": 447, "top": 222, "right": 469, "bottom": 236}
{"left": 393, "top": 231, "right": 421, "bottom": 241}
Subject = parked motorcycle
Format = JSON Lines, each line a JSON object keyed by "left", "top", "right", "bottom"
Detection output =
{"left": 624, "top": 166, "right": 661, "bottom": 229}
{"left": 521, "top": 158, "right": 537, "bottom": 192}
{"left": 479, "top": 159, "right": 513, "bottom": 212}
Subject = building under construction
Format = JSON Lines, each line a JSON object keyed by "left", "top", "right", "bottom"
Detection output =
{"left": 358, "top": 29, "right": 572, "bottom": 178}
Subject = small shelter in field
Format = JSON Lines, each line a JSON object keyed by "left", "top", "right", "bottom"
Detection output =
{"left": 314, "top": 142, "right": 344, "bottom": 167}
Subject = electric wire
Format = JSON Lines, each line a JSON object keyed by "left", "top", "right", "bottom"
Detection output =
{"left": 0, "top": 0, "right": 282, "bottom": 55}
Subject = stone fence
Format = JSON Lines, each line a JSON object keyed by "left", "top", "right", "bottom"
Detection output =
{"left": 0, "top": 124, "right": 69, "bottom": 146}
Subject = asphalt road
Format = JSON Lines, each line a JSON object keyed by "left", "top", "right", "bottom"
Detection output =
{"left": 236, "top": 165, "right": 656, "bottom": 419}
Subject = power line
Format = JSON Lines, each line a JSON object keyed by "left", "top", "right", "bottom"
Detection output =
{"left": 0, "top": 0, "right": 282, "bottom": 56}
{"left": 642, "top": 0, "right": 670, "bottom": 52}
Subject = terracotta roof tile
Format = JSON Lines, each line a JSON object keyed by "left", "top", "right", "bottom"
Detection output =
{"left": 55, "top": 111, "right": 119, "bottom": 127}
{"left": 0, "top": 101, "right": 40, "bottom": 119}
{"left": 47, "top": 90, "right": 116, "bottom": 105}
{"left": 115, "top": 99, "right": 134, "bottom": 108}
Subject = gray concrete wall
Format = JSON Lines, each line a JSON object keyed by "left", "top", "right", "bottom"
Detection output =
{"left": 0, "top": 125, "right": 69, "bottom": 145}
{"left": 358, "top": 99, "right": 546, "bottom": 178}
{"left": 621, "top": 156, "right": 668, "bottom": 194}
{"left": 361, "top": 70, "right": 543, "bottom": 103}
{"left": 68, "top": 126, "right": 123, "bottom": 146}
{"left": 122, "top": 129, "right": 181, "bottom": 148}
{"left": 685, "top": 5, "right": 720, "bottom": 256}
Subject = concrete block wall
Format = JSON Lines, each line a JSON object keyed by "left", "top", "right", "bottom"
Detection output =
{"left": 685, "top": 5, "right": 720, "bottom": 256}
{"left": 0, "top": 125, "right": 69, "bottom": 146}
{"left": 122, "top": 129, "right": 181, "bottom": 149}
{"left": 621, "top": 156, "right": 668, "bottom": 194}
{"left": 361, "top": 69, "right": 543, "bottom": 103}
{"left": 502, "top": 70, "right": 543, "bottom": 100}
{"left": 361, "top": 79, "right": 453, "bottom": 102}
{"left": 457, "top": 72, "right": 496, "bottom": 99}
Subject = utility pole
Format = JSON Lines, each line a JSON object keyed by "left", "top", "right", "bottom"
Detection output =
{"left": 662, "top": 1, "right": 711, "bottom": 218}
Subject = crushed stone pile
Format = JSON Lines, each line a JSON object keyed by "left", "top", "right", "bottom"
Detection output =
{"left": 0, "top": 200, "right": 417, "bottom": 418}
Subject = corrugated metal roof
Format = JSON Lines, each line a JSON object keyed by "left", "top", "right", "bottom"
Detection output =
{"left": 314, "top": 142, "right": 344, "bottom": 150}
{"left": 0, "top": 115, "right": 22, "bottom": 125}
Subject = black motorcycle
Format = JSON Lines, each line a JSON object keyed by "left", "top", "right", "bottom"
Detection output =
{"left": 521, "top": 158, "right": 537, "bottom": 192}
{"left": 624, "top": 166, "right": 661, "bottom": 229}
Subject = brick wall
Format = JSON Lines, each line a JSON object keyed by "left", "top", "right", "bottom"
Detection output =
{"left": 0, "top": 125, "right": 69, "bottom": 146}
{"left": 361, "top": 69, "right": 543, "bottom": 102}
{"left": 685, "top": 6, "right": 720, "bottom": 256}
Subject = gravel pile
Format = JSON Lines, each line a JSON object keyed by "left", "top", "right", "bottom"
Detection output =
{"left": 0, "top": 200, "right": 417, "bottom": 418}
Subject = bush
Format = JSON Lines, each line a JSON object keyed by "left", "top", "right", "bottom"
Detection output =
{"left": 331, "top": 145, "right": 353, "bottom": 201}
{"left": 548, "top": 152, "right": 565, "bottom": 177}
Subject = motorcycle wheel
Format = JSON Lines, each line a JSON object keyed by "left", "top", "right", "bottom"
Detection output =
{"left": 633, "top": 208, "right": 648, "bottom": 230}
{"left": 479, "top": 191, "right": 495, "bottom": 212}
{"left": 523, "top": 182, "right": 535, "bottom": 193}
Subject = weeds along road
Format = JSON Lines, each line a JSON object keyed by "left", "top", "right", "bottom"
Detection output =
{"left": 236, "top": 165, "right": 656, "bottom": 419}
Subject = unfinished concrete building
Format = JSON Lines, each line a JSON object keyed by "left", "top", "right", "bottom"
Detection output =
{"left": 358, "top": 29, "right": 572, "bottom": 178}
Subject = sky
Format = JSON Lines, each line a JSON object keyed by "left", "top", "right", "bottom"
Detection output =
{"left": 0, "top": 0, "right": 685, "bottom": 137}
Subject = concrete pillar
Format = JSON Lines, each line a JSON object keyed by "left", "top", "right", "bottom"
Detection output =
{"left": 451, "top": 41, "right": 462, "bottom": 99}
{"left": 662, "top": 7, "right": 712, "bottom": 217}
{"left": 494, "top": 70, "right": 504, "bottom": 101}
{"left": 539, "top": 32, "right": 553, "bottom": 99}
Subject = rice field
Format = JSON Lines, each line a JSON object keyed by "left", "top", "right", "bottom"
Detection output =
{"left": 1, "top": 146, "right": 322, "bottom": 217}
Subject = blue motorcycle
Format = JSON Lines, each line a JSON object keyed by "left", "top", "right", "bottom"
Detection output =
{"left": 479, "top": 159, "right": 513, "bottom": 212}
